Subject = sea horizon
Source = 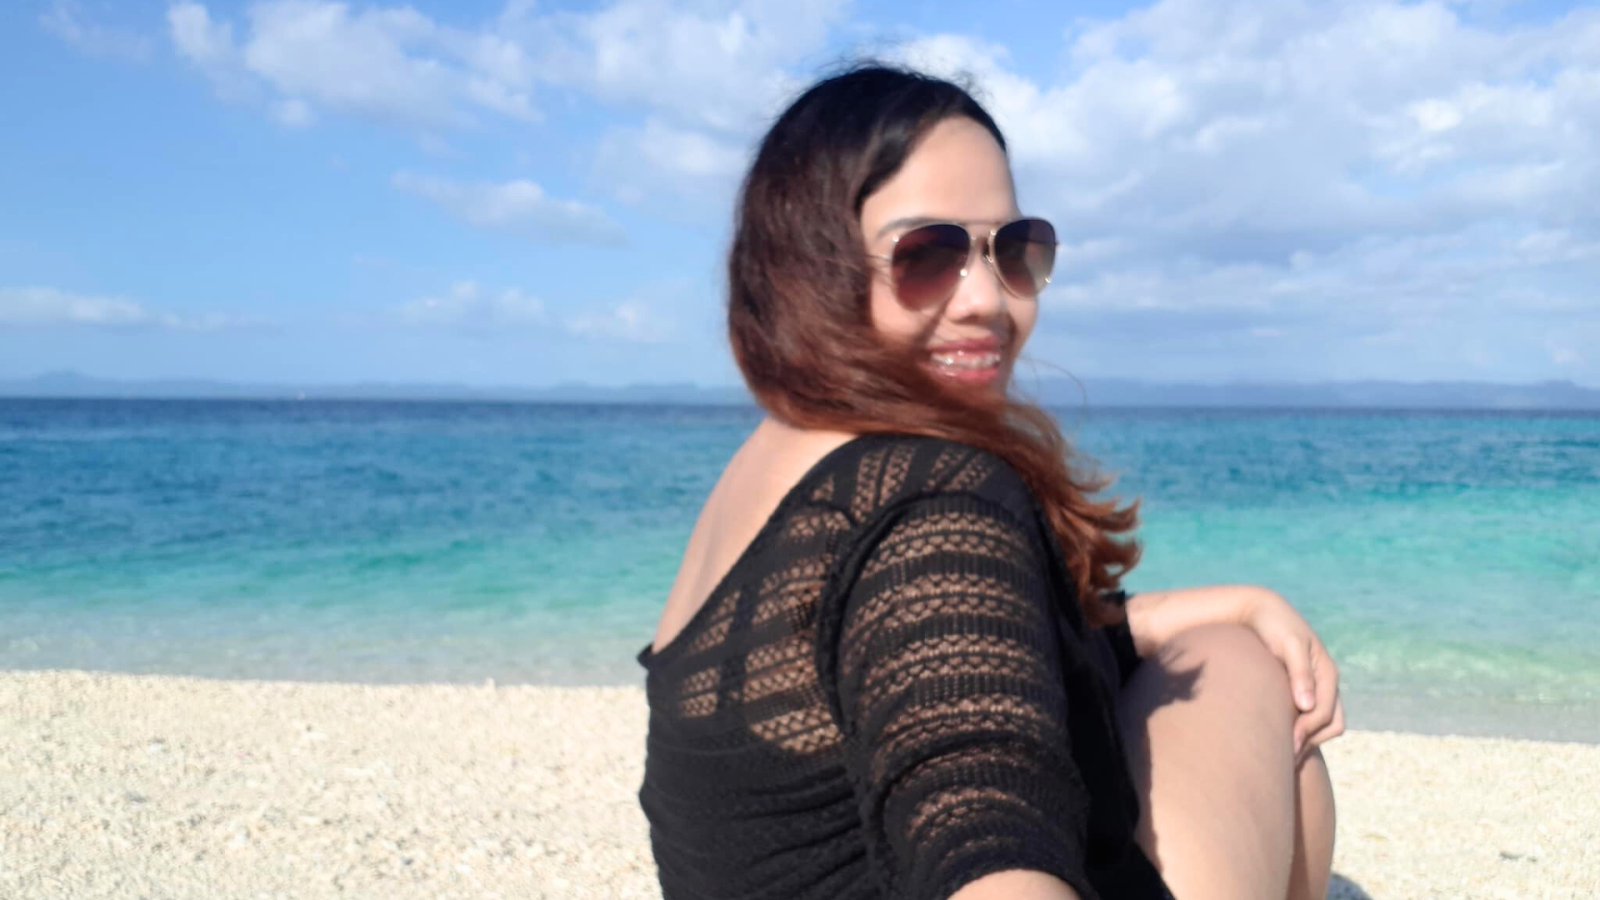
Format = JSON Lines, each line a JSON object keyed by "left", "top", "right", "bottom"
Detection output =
{"left": 3, "top": 397, "right": 1597, "bottom": 744}
{"left": 5, "top": 370, "right": 1599, "bottom": 410}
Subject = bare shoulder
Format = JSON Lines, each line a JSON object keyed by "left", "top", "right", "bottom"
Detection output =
{"left": 650, "top": 420, "right": 861, "bottom": 654}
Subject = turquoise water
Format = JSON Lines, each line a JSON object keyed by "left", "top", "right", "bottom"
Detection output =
{"left": 2, "top": 399, "right": 1597, "bottom": 741}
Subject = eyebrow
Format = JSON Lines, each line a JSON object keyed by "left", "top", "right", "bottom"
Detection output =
{"left": 873, "top": 215, "right": 1013, "bottom": 240}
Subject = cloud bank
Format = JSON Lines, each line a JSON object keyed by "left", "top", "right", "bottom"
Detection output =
{"left": 0, "top": 286, "right": 268, "bottom": 332}
{"left": 36, "top": 0, "right": 1600, "bottom": 383}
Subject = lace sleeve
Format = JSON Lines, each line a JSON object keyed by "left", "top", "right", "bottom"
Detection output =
{"left": 822, "top": 489, "right": 1097, "bottom": 900}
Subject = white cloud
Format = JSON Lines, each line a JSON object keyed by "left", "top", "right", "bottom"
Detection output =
{"left": 510, "top": 0, "right": 848, "bottom": 134}
{"left": 274, "top": 97, "right": 314, "bottom": 127}
{"left": 392, "top": 281, "right": 547, "bottom": 331}
{"left": 594, "top": 118, "right": 750, "bottom": 205}
{"left": 1021, "top": 219, "right": 1600, "bottom": 383}
{"left": 168, "top": 1, "right": 536, "bottom": 128}
{"left": 135, "top": 0, "right": 1600, "bottom": 382}
{"left": 1549, "top": 343, "right": 1585, "bottom": 367}
{"left": 868, "top": 0, "right": 1600, "bottom": 384}
{"left": 628, "top": 119, "right": 749, "bottom": 180}
{"left": 164, "top": 0, "right": 849, "bottom": 132}
{"left": 386, "top": 282, "right": 668, "bottom": 343}
{"left": 160, "top": 0, "right": 845, "bottom": 213}
{"left": 564, "top": 301, "right": 668, "bottom": 343}
{"left": 502, "top": 0, "right": 847, "bottom": 213}
{"left": 39, "top": 0, "right": 152, "bottom": 61}
{"left": 1514, "top": 230, "right": 1600, "bottom": 266}
{"left": 168, "top": 2, "right": 234, "bottom": 67}
{"left": 0, "top": 286, "right": 266, "bottom": 331}
{"left": 392, "top": 171, "right": 625, "bottom": 244}
{"left": 892, "top": 2, "right": 1600, "bottom": 241}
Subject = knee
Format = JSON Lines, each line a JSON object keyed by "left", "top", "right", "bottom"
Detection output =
{"left": 1158, "top": 623, "right": 1291, "bottom": 705}
{"left": 1297, "top": 745, "right": 1336, "bottom": 817}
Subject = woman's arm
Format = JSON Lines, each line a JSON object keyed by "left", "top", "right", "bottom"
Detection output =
{"left": 1125, "top": 584, "right": 1345, "bottom": 760}
{"left": 1122, "top": 583, "right": 1276, "bottom": 657}
{"left": 951, "top": 870, "right": 1082, "bottom": 900}
{"left": 826, "top": 486, "right": 1104, "bottom": 900}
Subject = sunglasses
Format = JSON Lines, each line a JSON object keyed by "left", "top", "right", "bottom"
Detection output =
{"left": 869, "top": 217, "right": 1058, "bottom": 310}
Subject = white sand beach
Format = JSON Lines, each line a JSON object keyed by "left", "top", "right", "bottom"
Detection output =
{"left": 3, "top": 669, "right": 1596, "bottom": 899}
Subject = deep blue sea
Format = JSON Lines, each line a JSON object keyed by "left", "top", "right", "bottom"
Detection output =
{"left": 2, "top": 399, "right": 1596, "bottom": 741}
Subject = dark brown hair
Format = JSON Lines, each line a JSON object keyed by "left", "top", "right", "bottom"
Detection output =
{"left": 728, "top": 62, "right": 1140, "bottom": 626}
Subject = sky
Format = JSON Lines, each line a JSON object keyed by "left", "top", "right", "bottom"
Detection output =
{"left": 1, "top": 0, "right": 1597, "bottom": 388}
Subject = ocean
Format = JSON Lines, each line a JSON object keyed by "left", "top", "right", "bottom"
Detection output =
{"left": 2, "top": 398, "right": 1596, "bottom": 742}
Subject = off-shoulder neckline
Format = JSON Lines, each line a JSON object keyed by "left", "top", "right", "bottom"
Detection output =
{"left": 636, "top": 431, "right": 895, "bottom": 669}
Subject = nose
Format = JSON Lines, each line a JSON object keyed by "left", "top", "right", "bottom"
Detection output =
{"left": 946, "top": 238, "right": 1006, "bottom": 322}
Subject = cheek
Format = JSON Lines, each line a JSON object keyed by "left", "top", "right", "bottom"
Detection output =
{"left": 1008, "top": 297, "right": 1038, "bottom": 350}
{"left": 868, "top": 280, "right": 924, "bottom": 347}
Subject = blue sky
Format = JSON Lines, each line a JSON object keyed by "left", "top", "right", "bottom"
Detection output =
{"left": 2, "top": 0, "right": 1597, "bottom": 388}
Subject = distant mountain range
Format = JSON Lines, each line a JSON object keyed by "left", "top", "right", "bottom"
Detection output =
{"left": 3, "top": 370, "right": 1598, "bottom": 409}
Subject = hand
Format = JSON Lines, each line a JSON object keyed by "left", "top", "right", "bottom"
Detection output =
{"left": 1237, "top": 590, "right": 1345, "bottom": 761}
{"left": 1123, "top": 584, "right": 1347, "bottom": 761}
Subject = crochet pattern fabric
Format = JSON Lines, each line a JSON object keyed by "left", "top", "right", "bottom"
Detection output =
{"left": 637, "top": 433, "right": 1170, "bottom": 900}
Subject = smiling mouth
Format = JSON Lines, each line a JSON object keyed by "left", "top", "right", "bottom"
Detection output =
{"left": 923, "top": 349, "right": 1006, "bottom": 386}
{"left": 928, "top": 351, "right": 1002, "bottom": 371}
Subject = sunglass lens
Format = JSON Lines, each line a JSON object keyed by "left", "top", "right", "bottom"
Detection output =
{"left": 993, "top": 218, "right": 1056, "bottom": 296}
{"left": 891, "top": 223, "right": 970, "bottom": 309}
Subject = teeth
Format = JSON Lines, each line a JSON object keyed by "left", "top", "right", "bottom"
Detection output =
{"left": 930, "top": 352, "right": 1001, "bottom": 370}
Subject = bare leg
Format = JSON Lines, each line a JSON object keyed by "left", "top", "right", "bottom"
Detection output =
{"left": 1289, "top": 748, "right": 1335, "bottom": 900}
{"left": 1116, "top": 624, "right": 1337, "bottom": 900}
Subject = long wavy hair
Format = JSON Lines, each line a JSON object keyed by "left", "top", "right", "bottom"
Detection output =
{"left": 728, "top": 63, "right": 1140, "bottom": 627}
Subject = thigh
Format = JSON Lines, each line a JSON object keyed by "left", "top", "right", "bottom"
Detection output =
{"left": 1290, "top": 746, "right": 1336, "bottom": 900}
{"left": 1115, "top": 624, "right": 1300, "bottom": 900}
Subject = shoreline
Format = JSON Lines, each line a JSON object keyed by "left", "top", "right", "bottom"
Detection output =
{"left": 5, "top": 669, "right": 1597, "bottom": 899}
{"left": 6, "top": 658, "right": 1596, "bottom": 746}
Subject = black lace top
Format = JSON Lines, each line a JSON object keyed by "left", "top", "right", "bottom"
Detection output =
{"left": 637, "top": 433, "right": 1166, "bottom": 900}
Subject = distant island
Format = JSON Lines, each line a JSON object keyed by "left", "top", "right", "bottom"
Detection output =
{"left": 3, "top": 371, "right": 1598, "bottom": 410}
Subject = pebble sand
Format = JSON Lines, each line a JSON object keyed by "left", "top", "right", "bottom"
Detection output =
{"left": 3, "top": 670, "right": 1596, "bottom": 899}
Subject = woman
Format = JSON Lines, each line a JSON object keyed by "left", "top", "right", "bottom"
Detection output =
{"left": 637, "top": 63, "right": 1343, "bottom": 900}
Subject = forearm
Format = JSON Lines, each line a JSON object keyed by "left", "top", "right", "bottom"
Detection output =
{"left": 1123, "top": 583, "right": 1278, "bottom": 657}
{"left": 950, "top": 870, "right": 1082, "bottom": 900}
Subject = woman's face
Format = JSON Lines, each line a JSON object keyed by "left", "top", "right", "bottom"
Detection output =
{"left": 859, "top": 115, "right": 1038, "bottom": 397}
